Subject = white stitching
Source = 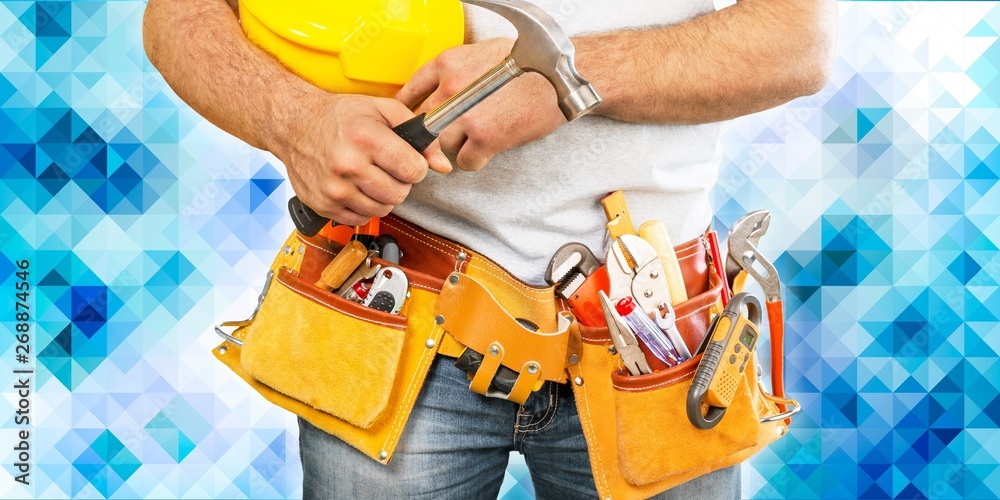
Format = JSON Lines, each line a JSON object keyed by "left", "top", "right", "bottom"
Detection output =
{"left": 525, "top": 384, "right": 560, "bottom": 433}
{"left": 676, "top": 301, "right": 714, "bottom": 322}
{"left": 276, "top": 274, "right": 407, "bottom": 329}
{"left": 469, "top": 264, "right": 550, "bottom": 303}
{"left": 382, "top": 325, "right": 443, "bottom": 453}
{"left": 383, "top": 218, "right": 551, "bottom": 303}
{"left": 473, "top": 257, "right": 552, "bottom": 299}
{"left": 574, "top": 368, "right": 611, "bottom": 496}
{"left": 296, "top": 235, "right": 336, "bottom": 255}
{"left": 521, "top": 382, "right": 556, "bottom": 432}
{"left": 383, "top": 219, "right": 456, "bottom": 257}
{"left": 612, "top": 369, "right": 695, "bottom": 392}
{"left": 408, "top": 283, "right": 442, "bottom": 293}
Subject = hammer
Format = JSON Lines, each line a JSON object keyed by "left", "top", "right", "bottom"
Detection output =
{"left": 288, "top": 0, "right": 602, "bottom": 236}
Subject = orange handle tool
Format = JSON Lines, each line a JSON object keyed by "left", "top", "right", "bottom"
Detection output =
{"left": 566, "top": 266, "right": 610, "bottom": 327}
{"left": 766, "top": 300, "right": 787, "bottom": 420}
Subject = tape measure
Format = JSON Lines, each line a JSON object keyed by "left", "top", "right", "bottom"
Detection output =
{"left": 687, "top": 292, "right": 761, "bottom": 430}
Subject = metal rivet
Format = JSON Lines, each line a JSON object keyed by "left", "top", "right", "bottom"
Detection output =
{"left": 378, "top": 450, "right": 388, "bottom": 460}
{"left": 435, "top": 315, "right": 445, "bottom": 325}
{"left": 218, "top": 346, "right": 227, "bottom": 354}
{"left": 657, "top": 302, "right": 667, "bottom": 310}
{"left": 406, "top": 291, "right": 411, "bottom": 299}
{"left": 449, "top": 275, "right": 460, "bottom": 285}
{"left": 425, "top": 339, "right": 436, "bottom": 349}
{"left": 569, "top": 354, "right": 579, "bottom": 365}
{"left": 527, "top": 363, "right": 539, "bottom": 374}
{"left": 282, "top": 246, "right": 291, "bottom": 254}
{"left": 608, "top": 346, "right": 617, "bottom": 355}
{"left": 489, "top": 345, "right": 500, "bottom": 356}
{"left": 650, "top": 270, "right": 659, "bottom": 279}
{"left": 297, "top": 245, "right": 305, "bottom": 255}
{"left": 644, "top": 289, "right": 653, "bottom": 298}
{"left": 574, "top": 376, "right": 584, "bottom": 386}
{"left": 777, "top": 426, "right": 785, "bottom": 436}
{"left": 456, "top": 251, "right": 468, "bottom": 262}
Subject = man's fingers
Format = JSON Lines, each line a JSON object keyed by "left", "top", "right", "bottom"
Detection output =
{"left": 353, "top": 166, "right": 413, "bottom": 206}
{"left": 373, "top": 97, "right": 422, "bottom": 128}
{"left": 340, "top": 187, "right": 394, "bottom": 220}
{"left": 455, "top": 143, "right": 491, "bottom": 172}
{"left": 307, "top": 193, "right": 372, "bottom": 227}
{"left": 369, "top": 127, "right": 431, "bottom": 184}
{"left": 327, "top": 207, "right": 372, "bottom": 227}
{"left": 395, "top": 61, "right": 441, "bottom": 109}
{"left": 423, "top": 141, "right": 452, "bottom": 174}
{"left": 437, "top": 127, "right": 467, "bottom": 156}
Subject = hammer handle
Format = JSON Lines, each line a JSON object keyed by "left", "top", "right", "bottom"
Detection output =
{"left": 288, "top": 58, "right": 522, "bottom": 237}
{"left": 287, "top": 115, "right": 436, "bottom": 236}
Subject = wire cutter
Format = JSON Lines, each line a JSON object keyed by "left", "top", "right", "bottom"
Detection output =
{"left": 599, "top": 291, "right": 652, "bottom": 376}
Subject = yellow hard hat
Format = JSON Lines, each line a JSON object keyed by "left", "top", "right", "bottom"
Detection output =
{"left": 239, "top": 0, "right": 465, "bottom": 97}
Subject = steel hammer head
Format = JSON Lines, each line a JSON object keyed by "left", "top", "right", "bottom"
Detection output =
{"left": 462, "top": 0, "right": 601, "bottom": 120}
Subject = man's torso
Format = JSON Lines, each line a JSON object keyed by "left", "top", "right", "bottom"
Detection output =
{"left": 393, "top": 0, "right": 723, "bottom": 284}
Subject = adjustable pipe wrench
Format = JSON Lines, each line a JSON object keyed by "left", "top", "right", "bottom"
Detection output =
{"left": 725, "top": 211, "right": 787, "bottom": 409}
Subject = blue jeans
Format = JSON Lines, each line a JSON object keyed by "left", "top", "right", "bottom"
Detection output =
{"left": 298, "top": 356, "right": 741, "bottom": 499}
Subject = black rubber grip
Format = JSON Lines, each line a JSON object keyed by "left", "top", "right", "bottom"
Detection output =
{"left": 287, "top": 114, "right": 434, "bottom": 233}
{"left": 288, "top": 197, "right": 333, "bottom": 237}
{"left": 687, "top": 342, "right": 728, "bottom": 429}
{"left": 392, "top": 113, "right": 437, "bottom": 152}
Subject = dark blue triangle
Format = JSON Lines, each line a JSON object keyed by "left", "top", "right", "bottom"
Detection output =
{"left": 39, "top": 268, "right": 70, "bottom": 286}
{"left": 895, "top": 483, "right": 926, "bottom": 499}
{"left": 37, "top": 163, "right": 71, "bottom": 196}
{"left": 108, "top": 164, "right": 142, "bottom": 194}
{"left": 250, "top": 178, "right": 282, "bottom": 198}
{"left": 38, "top": 110, "right": 73, "bottom": 144}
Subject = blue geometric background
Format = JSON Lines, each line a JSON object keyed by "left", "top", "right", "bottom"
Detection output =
{"left": 1, "top": 1, "right": 999, "bottom": 499}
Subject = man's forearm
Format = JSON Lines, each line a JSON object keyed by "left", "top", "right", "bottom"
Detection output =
{"left": 142, "top": 0, "right": 313, "bottom": 155}
{"left": 575, "top": 0, "right": 837, "bottom": 124}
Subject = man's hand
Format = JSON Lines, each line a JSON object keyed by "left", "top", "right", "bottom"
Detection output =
{"left": 395, "top": 38, "right": 567, "bottom": 172}
{"left": 272, "top": 92, "right": 453, "bottom": 226}
{"left": 144, "top": 0, "right": 452, "bottom": 226}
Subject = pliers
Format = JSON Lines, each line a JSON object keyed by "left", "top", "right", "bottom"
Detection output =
{"left": 726, "top": 211, "right": 787, "bottom": 410}
{"left": 607, "top": 234, "right": 672, "bottom": 314}
{"left": 599, "top": 291, "right": 652, "bottom": 376}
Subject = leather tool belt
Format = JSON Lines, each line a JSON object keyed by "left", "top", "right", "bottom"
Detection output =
{"left": 213, "top": 214, "right": 798, "bottom": 499}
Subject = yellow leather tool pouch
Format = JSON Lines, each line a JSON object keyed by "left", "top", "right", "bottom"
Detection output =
{"left": 212, "top": 215, "right": 577, "bottom": 462}
{"left": 213, "top": 229, "right": 447, "bottom": 463}
{"left": 569, "top": 237, "right": 798, "bottom": 500}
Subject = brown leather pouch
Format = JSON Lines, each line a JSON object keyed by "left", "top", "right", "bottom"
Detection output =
{"left": 211, "top": 216, "right": 796, "bottom": 496}
{"left": 212, "top": 216, "right": 577, "bottom": 462}
{"left": 568, "top": 235, "right": 795, "bottom": 499}
{"left": 213, "top": 229, "right": 447, "bottom": 463}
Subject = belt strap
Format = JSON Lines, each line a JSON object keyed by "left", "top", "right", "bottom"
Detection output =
{"left": 435, "top": 272, "right": 574, "bottom": 386}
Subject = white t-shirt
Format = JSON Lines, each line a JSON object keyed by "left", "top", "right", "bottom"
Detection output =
{"left": 393, "top": 0, "right": 723, "bottom": 285}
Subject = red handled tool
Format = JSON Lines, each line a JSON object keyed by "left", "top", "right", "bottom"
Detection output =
{"left": 545, "top": 243, "right": 608, "bottom": 326}
{"left": 725, "top": 211, "right": 788, "bottom": 420}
